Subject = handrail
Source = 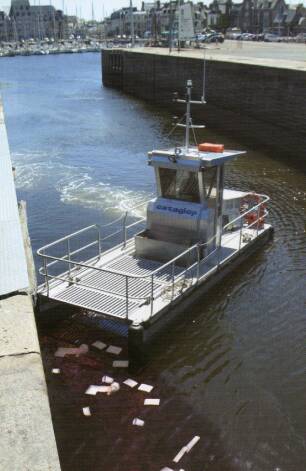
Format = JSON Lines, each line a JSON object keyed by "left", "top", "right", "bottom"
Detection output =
{"left": 38, "top": 193, "right": 270, "bottom": 282}
{"left": 38, "top": 191, "right": 270, "bottom": 319}
{"left": 37, "top": 197, "right": 151, "bottom": 256}
{"left": 37, "top": 224, "right": 101, "bottom": 255}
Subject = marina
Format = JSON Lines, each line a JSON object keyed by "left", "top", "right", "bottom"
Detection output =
{"left": 1, "top": 52, "right": 306, "bottom": 470}
{"left": 0, "top": 39, "right": 104, "bottom": 57}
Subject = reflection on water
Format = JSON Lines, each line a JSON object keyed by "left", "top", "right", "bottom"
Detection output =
{"left": 1, "top": 53, "right": 306, "bottom": 471}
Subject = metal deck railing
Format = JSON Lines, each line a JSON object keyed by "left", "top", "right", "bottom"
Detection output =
{"left": 37, "top": 193, "right": 270, "bottom": 321}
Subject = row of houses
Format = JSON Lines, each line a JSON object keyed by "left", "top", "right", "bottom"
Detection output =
{"left": 103, "top": 0, "right": 306, "bottom": 39}
{"left": 0, "top": 0, "right": 68, "bottom": 41}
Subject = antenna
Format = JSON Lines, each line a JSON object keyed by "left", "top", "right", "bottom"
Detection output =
{"left": 172, "top": 80, "right": 205, "bottom": 152}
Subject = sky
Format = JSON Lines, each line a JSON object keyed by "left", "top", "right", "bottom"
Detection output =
{"left": 0, "top": 0, "right": 143, "bottom": 20}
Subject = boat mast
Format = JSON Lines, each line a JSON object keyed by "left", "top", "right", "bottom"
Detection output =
{"left": 173, "top": 80, "right": 205, "bottom": 151}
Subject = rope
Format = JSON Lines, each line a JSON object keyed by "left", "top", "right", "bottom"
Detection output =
{"left": 190, "top": 118, "right": 198, "bottom": 146}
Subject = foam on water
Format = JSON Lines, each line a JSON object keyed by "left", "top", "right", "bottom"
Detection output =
{"left": 13, "top": 151, "right": 150, "bottom": 218}
{"left": 58, "top": 176, "right": 150, "bottom": 217}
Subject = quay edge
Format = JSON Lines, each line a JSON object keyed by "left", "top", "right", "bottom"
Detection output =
{"left": 101, "top": 48, "right": 306, "bottom": 169}
{"left": 0, "top": 99, "right": 61, "bottom": 471}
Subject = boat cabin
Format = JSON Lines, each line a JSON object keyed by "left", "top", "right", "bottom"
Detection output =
{"left": 135, "top": 146, "right": 245, "bottom": 265}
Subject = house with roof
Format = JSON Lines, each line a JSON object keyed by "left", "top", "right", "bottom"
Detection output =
{"left": 283, "top": 4, "right": 306, "bottom": 34}
{"left": 236, "top": 0, "right": 287, "bottom": 32}
{"left": 207, "top": 0, "right": 233, "bottom": 29}
{"left": 0, "top": 8, "right": 11, "bottom": 41}
{"left": 8, "top": 0, "right": 67, "bottom": 41}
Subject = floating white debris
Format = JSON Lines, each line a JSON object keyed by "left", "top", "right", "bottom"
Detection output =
{"left": 102, "top": 375, "right": 114, "bottom": 384}
{"left": 107, "top": 382, "right": 120, "bottom": 396}
{"left": 144, "top": 398, "right": 160, "bottom": 406}
{"left": 138, "top": 383, "right": 154, "bottom": 393}
{"left": 55, "top": 344, "right": 89, "bottom": 358}
{"left": 123, "top": 378, "right": 138, "bottom": 388}
{"left": 82, "top": 407, "right": 91, "bottom": 417}
{"left": 185, "top": 436, "right": 200, "bottom": 453}
{"left": 92, "top": 341, "right": 107, "bottom": 351}
{"left": 52, "top": 368, "right": 60, "bottom": 375}
{"left": 173, "top": 446, "right": 188, "bottom": 463}
{"left": 132, "top": 418, "right": 145, "bottom": 427}
{"left": 106, "top": 345, "right": 122, "bottom": 355}
{"left": 113, "top": 360, "right": 129, "bottom": 368}
{"left": 85, "top": 385, "right": 110, "bottom": 396}
{"left": 160, "top": 468, "right": 174, "bottom": 471}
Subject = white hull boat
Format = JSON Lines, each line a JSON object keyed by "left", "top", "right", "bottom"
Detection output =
{"left": 37, "top": 81, "right": 273, "bottom": 354}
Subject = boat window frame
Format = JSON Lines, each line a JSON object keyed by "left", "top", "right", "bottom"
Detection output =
{"left": 155, "top": 167, "right": 202, "bottom": 204}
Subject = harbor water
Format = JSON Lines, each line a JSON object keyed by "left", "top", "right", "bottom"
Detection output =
{"left": 1, "top": 53, "right": 305, "bottom": 471}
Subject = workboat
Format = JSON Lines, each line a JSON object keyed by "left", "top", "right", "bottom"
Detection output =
{"left": 37, "top": 80, "right": 273, "bottom": 355}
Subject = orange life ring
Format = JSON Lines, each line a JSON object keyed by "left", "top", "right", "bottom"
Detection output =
{"left": 241, "top": 193, "right": 266, "bottom": 229}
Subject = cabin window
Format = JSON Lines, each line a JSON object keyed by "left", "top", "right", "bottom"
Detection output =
{"left": 202, "top": 166, "right": 218, "bottom": 200}
{"left": 159, "top": 168, "right": 200, "bottom": 203}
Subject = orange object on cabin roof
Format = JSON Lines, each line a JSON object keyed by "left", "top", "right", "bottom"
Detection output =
{"left": 198, "top": 143, "right": 224, "bottom": 153}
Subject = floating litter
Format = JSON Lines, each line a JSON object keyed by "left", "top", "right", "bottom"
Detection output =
{"left": 185, "top": 435, "right": 200, "bottom": 452}
{"left": 113, "top": 360, "right": 129, "bottom": 368}
{"left": 160, "top": 468, "right": 174, "bottom": 471}
{"left": 106, "top": 345, "right": 122, "bottom": 355}
{"left": 52, "top": 368, "right": 60, "bottom": 375}
{"left": 132, "top": 418, "right": 145, "bottom": 427}
{"left": 82, "top": 407, "right": 91, "bottom": 417}
{"left": 107, "top": 382, "right": 120, "bottom": 395}
{"left": 85, "top": 385, "right": 110, "bottom": 396}
{"left": 55, "top": 344, "right": 89, "bottom": 358}
{"left": 102, "top": 375, "right": 114, "bottom": 384}
{"left": 123, "top": 378, "right": 138, "bottom": 388}
{"left": 138, "top": 383, "right": 154, "bottom": 393}
{"left": 92, "top": 341, "right": 107, "bottom": 351}
{"left": 144, "top": 398, "right": 160, "bottom": 406}
{"left": 173, "top": 446, "right": 187, "bottom": 463}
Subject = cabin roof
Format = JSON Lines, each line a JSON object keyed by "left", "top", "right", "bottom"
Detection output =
{"left": 148, "top": 147, "right": 246, "bottom": 169}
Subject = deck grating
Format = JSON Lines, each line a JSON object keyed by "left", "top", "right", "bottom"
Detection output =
{"left": 106, "top": 255, "right": 184, "bottom": 281}
{"left": 81, "top": 270, "right": 155, "bottom": 299}
{"left": 53, "top": 285, "right": 138, "bottom": 318}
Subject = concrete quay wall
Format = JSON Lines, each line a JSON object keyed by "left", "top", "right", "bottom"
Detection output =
{"left": 0, "top": 294, "right": 61, "bottom": 471}
{"left": 102, "top": 49, "right": 306, "bottom": 167}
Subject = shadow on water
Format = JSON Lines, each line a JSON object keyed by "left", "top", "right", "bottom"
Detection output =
{"left": 39, "top": 314, "right": 238, "bottom": 471}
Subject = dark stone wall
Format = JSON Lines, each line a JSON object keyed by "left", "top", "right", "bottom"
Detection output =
{"left": 102, "top": 50, "right": 306, "bottom": 168}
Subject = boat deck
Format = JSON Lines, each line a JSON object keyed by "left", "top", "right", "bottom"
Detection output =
{"left": 38, "top": 226, "right": 268, "bottom": 324}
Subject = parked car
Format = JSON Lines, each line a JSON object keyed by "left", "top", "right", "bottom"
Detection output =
{"left": 204, "top": 33, "right": 224, "bottom": 43}
{"left": 295, "top": 33, "right": 306, "bottom": 43}
{"left": 240, "top": 33, "right": 255, "bottom": 40}
{"left": 263, "top": 33, "right": 281, "bottom": 42}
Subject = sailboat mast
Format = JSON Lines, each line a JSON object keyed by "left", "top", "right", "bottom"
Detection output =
{"left": 130, "top": 0, "right": 135, "bottom": 47}
{"left": 92, "top": 1, "right": 95, "bottom": 22}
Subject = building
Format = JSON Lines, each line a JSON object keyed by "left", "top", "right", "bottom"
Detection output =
{"left": 193, "top": 2, "right": 209, "bottom": 33}
{"left": 101, "top": 0, "right": 306, "bottom": 39}
{"left": 6, "top": 0, "right": 67, "bottom": 41}
{"left": 0, "top": 9, "right": 10, "bottom": 41}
